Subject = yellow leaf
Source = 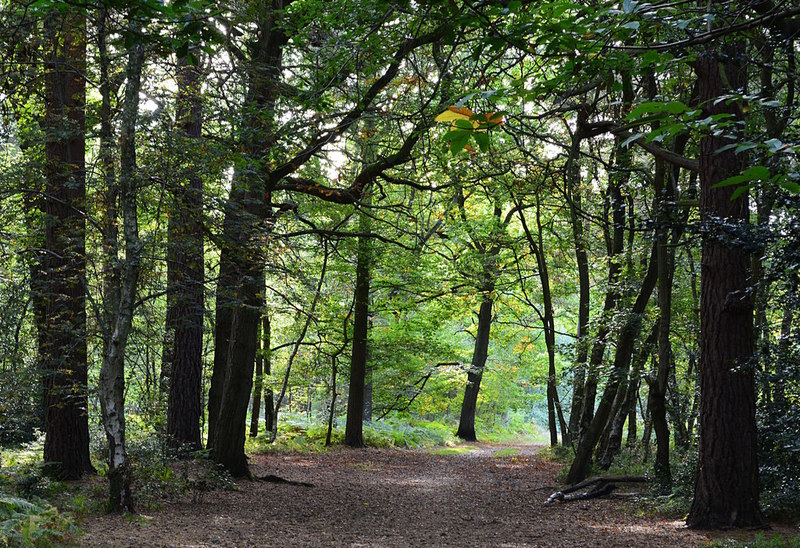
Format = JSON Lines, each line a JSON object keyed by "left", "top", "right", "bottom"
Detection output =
{"left": 434, "top": 106, "right": 474, "bottom": 122}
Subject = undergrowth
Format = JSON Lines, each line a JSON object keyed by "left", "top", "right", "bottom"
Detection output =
{"left": 709, "top": 533, "right": 800, "bottom": 547}
{"left": 246, "top": 414, "right": 459, "bottom": 453}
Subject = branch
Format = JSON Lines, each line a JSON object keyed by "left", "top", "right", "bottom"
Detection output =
{"left": 268, "top": 24, "right": 448, "bottom": 187}
{"left": 611, "top": 128, "right": 699, "bottom": 172}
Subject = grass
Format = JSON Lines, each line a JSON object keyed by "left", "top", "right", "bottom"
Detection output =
{"left": 494, "top": 448, "right": 520, "bottom": 457}
{"left": 427, "top": 446, "right": 476, "bottom": 455}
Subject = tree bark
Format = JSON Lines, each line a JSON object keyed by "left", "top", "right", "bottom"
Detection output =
{"left": 578, "top": 133, "right": 627, "bottom": 440}
{"left": 98, "top": 15, "right": 144, "bottom": 511}
{"left": 250, "top": 314, "right": 269, "bottom": 438}
{"left": 651, "top": 157, "right": 673, "bottom": 494}
{"left": 35, "top": 9, "right": 94, "bottom": 481}
{"left": 456, "top": 296, "right": 493, "bottom": 441}
{"left": 165, "top": 53, "right": 204, "bottom": 453}
{"left": 567, "top": 131, "right": 590, "bottom": 441}
{"left": 686, "top": 48, "right": 763, "bottom": 529}
{"left": 345, "top": 191, "right": 372, "bottom": 448}
{"left": 207, "top": 7, "right": 286, "bottom": 476}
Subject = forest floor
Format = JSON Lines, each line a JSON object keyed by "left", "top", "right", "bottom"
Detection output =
{"left": 77, "top": 443, "right": 786, "bottom": 547}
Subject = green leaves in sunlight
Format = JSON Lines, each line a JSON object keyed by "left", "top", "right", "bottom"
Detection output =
{"left": 435, "top": 106, "right": 504, "bottom": 155}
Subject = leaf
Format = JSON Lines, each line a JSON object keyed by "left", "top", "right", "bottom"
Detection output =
{"left": 434, "top": 106, "right": 474, "bottom": 123}
{"left": 714, "top": 165, "right": 770, "bottom": 188}
{"left": 665, "top": 101, "right": 687, "bottom": 114}
{"left": 620, "top": 132, "right": 643, "bottom": 149}
{"left": 473, "top": 132, "right": 490, "bottom": 152}
{"left": 622, "top": 0, "right": 638, "bottom": 13}
{"left": 779, "top": 179, "right": 800, "bottom": 193}
{"left": 449, "top": 131, "right": 471, "bottom": 155}
{"left": 765, "top": 138, "right": 784, "bottom": 153}
{"left": 730, "top": 184, "right": 750, "bottom": 200}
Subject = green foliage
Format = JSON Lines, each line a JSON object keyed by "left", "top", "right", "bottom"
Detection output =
{"left": 248, "top": 413, "right": 458, "bottom": 453}
{"left": 427, "top": 446, "right": 476, "bottom": 455}
{"left": 0, "top": 493, "right": 76, "bottom": 547}
{"left": 709, "top": 534, "right": 800, "bottom": 548}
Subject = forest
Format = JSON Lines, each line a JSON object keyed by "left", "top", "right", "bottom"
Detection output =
{"left": 1, "top": 0, "right": 799, "bottom": 544}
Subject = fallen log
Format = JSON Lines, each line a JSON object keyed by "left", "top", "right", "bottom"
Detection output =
{"left": 545, "top": 475, "right": 647, "bottom": 505}
{"left": 257, "top": 474, "right": 314, "bottom": 487}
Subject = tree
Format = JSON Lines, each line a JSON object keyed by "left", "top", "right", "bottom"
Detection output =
{"left": 165, "top": 51, "right": 205, "bottom": 453}
{"left": 35, "top": 7, "right": 93, "bottom": 480}
{"left": 686, "top": 42, "right": 762, "bottom": 529}
{"left": 97, "top": 9, "right": 145, "bottom": 512}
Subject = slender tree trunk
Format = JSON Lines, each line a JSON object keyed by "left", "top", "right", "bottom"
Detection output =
{"left": 272, "top": 240, "right": 328, "bottom": 441}
{"left": 518, "top": 195, "right": 569, "bottom": 446}
{"left": 625, "top": 380, "right": 638, "bottom": 448}
{"left": 326, "top": 355, "right": 338, "bottom": 447}
{"left": 261, "top": 314, "right": 275, "bottom": 432}
{"left": 579, "top": 135, "right": 627, "bottom": 439}
{"left": 98, "top": 16, "right": 144, "bottom": 511}
{"left": 567, "top": 131, "right": 590, "bottom": 441}
{"left": 457, "top": 297, "right": 493, "bottom": 441}
{"left": 687, "top": 48, "right": 763, "bottom": 529}
{"left": 650, "top": 157, "right": 673, "bottom": 493}
{"left": 35, "top": 9, "right": 93, "bottom": 481}
{"left": 165, "top": 53, "right": 204, "bottom": 453}
{"left": 566, "top": 243, "right": 657, "bottom": 484}
{"left": 249, "top": 315, "right": 266, "bottom": 438}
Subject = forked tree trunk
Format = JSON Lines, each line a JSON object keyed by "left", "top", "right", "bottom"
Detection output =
{"left": 566, "top": 243, "right": 657, "bottom": 484}
{"left": 207, "top": 10, "right": 286, "bottom": 477}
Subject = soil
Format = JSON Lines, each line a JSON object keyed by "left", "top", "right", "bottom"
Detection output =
{"left": 75, "top": 443, "right": 752, "bottom": 547}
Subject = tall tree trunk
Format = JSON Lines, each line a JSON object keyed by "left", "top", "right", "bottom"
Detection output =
{"left": 345, "top": 191, "right": 372, "bottom": 448}
{"left": 36, "top": 9, "right": 93, "bottom": 480}
{"left": 249, "top": 317, "right": 263, "bottom": 437}
{"left": 165, "top": 53, "right": 204, "bottom": 453}
{"left": 326, "top": 355, "right": 338, "bottom": 447}
{"left": 456, "top": 296, "right": 493, "bottom": 441}
{"left": 98, "top": 15, "right": 144, "bottom": 511}
{"left": 651, "top": 157, "right": 673, "bottom": 493}
{"left": 578, "top": 134, "right": 627, "bottom": 439}
{"left": 567, "top": 131, "right": 590, "bottom": 441}
{"left": 207, "top": 8, "right": 286, "bottom": 476}
{"left": 517, "top": 194, "right": 569, "bottom": 446}
{"left": 687, "top": 47, "right": 763, "bottom": 529}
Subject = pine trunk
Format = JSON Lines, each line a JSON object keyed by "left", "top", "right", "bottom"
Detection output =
{"left": 686, "top": 49, "right": 763, "bottom": 529}
{"left": 165, "top": 54, "right": 204, "bottom": 453}
{"left": 36, "top": 10, "right": 93, "bottom": 481}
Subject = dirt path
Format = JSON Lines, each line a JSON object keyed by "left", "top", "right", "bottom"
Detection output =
{"left": 80, "top": 443, "right": 711, "bottom": 547}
